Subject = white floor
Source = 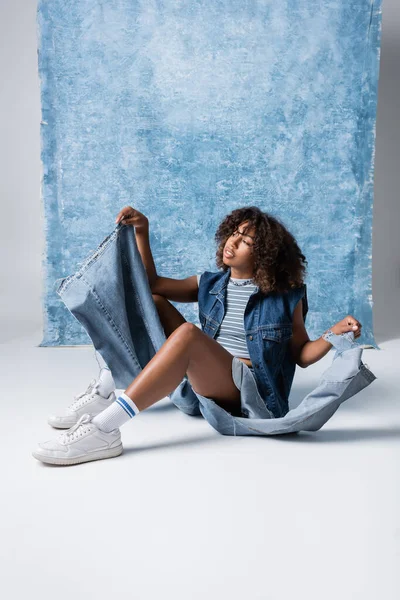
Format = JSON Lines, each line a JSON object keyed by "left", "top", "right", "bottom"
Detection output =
{"left": 0, "top": 329, "right": 399, "bottom": 600}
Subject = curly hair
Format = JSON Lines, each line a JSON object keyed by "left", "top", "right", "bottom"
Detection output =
{"left": 214, "top": 206, "right": 308, "bottom": 295}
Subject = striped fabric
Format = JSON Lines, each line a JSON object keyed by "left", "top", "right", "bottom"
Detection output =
{"left": 197, "top": 274, "right": 256, "bottom": 358}
{"left": 116, "top": 395, "right": 137, "bottom": 418}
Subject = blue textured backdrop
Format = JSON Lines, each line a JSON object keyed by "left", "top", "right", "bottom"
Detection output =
{"left": 37, "top": 0, "right": 382, "bottom": 349}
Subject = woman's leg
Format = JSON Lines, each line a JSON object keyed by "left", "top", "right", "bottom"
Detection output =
{"left": 152, "top": 294, "right": 187, "bottom": 337}
{"left": 124, "top": 322, "right": 241, "bottom": 415}
{"left": 32, "top": 321, "right": 242, "bottom": 466}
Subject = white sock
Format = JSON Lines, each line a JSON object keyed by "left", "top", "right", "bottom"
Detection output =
{"left": 92, "top": 392, "right": 140, "bottom": 432}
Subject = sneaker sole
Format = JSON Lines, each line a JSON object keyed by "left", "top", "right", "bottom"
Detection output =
{"left": 32, "top": 443, "right": 123, "bottom": 466}
{"left": 47, "top": 419, "right": 78, "bottom": 429}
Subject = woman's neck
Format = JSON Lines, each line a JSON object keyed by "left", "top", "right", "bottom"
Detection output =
{"left": 229, "top": 267, "right": 254, "bottom": 279}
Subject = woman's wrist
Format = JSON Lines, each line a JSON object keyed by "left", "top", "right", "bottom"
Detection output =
{"left": 321, "top": 329, "right": 335, "bottom": 344}
{"left": 323, "top": 324, "right": 339, "bottom": 337}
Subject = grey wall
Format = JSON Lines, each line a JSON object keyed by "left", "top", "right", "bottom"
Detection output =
{"left": 372, "top": 0, "right": 400, "bottom": 342}
{"left": 0, "top": 0, "right": 398, "bottom": 344}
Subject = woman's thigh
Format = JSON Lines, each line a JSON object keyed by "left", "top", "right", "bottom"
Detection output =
{"left": 184, "top": 324, "right": 241, "bottom": 414}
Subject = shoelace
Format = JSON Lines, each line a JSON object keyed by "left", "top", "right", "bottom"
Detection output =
{"left": 59, "top": 414, "right": 94, "bottom": 443}
{"left": 67, "top": 379, "right": 99, "bottom": 411}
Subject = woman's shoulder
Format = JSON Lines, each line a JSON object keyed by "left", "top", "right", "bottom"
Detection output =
{"left": 196, "top": 270, "right": 226, "bottom": 287}
{"left": 286, "top": 283, "right": 308, "bottom": 320}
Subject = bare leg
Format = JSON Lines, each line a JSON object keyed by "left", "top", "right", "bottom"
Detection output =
{"left": 124, "top": 322, "right": 242, "bottom": 415}
{"left": 152, "top": 294, "right": 187, "bottom": 337}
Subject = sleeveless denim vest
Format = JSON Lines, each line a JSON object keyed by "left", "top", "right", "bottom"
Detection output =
{"left": 197, "top": 267, "right": 309, "bottom": 418}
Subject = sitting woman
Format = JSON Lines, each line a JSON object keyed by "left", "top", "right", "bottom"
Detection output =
{"left": 33, "top": 205, "right": 366, "bottom": 466}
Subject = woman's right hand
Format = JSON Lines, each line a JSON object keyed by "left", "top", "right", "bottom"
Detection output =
{"left": 115, "top": 206, "right": 149, "bottom": 235}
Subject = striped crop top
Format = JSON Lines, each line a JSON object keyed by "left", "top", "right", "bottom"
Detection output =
{"left": 197, "top": 274, "right": 257, "bottom": 359}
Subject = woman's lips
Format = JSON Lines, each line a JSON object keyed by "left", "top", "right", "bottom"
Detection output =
{"left": 224, "top": 249, "right": 235, "bottom": 258}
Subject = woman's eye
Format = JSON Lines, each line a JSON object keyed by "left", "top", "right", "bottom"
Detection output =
{"left": 232, "top": 232, "right": 250, "bottom": 246}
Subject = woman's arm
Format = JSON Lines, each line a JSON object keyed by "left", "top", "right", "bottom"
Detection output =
{"left": 289, "top": 300, "right": 362, "bottom": 368}
{"left": 151, "top": 275, "right": 199, "bottom": 302}
{"left": 135, "top": 228, "right": 158, "bottom": 288}
{"left": 115, "top": 206, "right": 159, "bottom": 288}
{"left": 296, "top": 335, "right": 335, "bottom": 369}
{"left": 288, "top": 300, "right": 333, "bottom": 368}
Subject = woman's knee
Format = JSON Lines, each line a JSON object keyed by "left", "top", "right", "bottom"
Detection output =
{"left": 178, "top": 322, "right": 198, "bottom": 336}
{"left": 168, "top": 321, "right": 197, "bottom": 339}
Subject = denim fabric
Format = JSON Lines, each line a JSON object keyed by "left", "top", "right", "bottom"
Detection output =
{"left": 198, "top": 336, "right": 377, "bottom": 436}
{"left": 198, "top": 269, "right": 309, "bottom": 417}
{"left": 232, "top": 358, "right": 275, "bottom": 419}
{"left": 55, "top": 223, "right": 377, "bottom": 437}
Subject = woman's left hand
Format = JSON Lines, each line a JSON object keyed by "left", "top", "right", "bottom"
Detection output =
{"left": 330, "top": 315, "right": 362, "bottom": 339}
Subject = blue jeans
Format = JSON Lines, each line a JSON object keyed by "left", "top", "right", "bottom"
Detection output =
{"left": 55, "top": 223, "right": 377, "bottom": 437}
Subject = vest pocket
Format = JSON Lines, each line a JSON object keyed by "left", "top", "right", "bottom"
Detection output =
{"left": 261, "top": 324, "right": 293, "bottom": 342}
{"left": 199, "top": 312, "right": 206, "bottom": 328}
{"left": 261, "top": 324, "right": 293, "bottom": 366}
{"left": 199, "top": 311, "right": 217, "bottom": 336}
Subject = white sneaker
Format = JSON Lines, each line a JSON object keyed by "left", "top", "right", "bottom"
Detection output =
{"left": 47, "top": 376, "right": 116, "bottom": 429}
{"left": 33, "top": 414, "right": 123, "bottom": 466}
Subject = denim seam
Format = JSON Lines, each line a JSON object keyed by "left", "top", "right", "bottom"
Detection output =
{"left": 120, "top": 251, "right": 161, "bottom": 356}
{"left": 246, "top": 367, "right": 269, "bottom": 412}
{"left": 359, "top": 363, "right": 377, "bottom": 383}
{"left": 261, "top": 332, "right": 292, "bottom": 343}
{"left": 200, "top": 311, "right": 220, "bottom": 326}
{"left": 80, "top": 275, "right": 142, "bottom": 372}
{"left": 56, "top": 227, "right": 120, "bottom": 295}
{"left": 256, "top": 332, "right": 279, "bottom": 414}
{"left": 76, "top": 228, "right": 119, "bottom": 276}
{"left": 231, "top": 413, "right": 237, "bottom": 436}
{"left": 56, "top": 274, "right": 74, "bottom": 295}
{"left": 321, "top": 376, "right": 359, "bottom": 384}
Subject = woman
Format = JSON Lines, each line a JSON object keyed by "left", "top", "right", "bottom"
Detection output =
{"left": 33, "top": 205, "right": 371, "bottom": 466}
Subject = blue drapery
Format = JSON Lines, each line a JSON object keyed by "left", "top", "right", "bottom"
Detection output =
{"left": 37, "top": 0, "right": 382, "bottom": 349}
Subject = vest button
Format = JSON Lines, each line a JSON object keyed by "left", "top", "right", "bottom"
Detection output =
{"left": 249, "top": 335, "right": 253, "bottom": 340}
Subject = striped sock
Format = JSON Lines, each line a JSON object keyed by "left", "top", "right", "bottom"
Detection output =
{"left": 92, "top": 392, "right": 140, "bottom": 432}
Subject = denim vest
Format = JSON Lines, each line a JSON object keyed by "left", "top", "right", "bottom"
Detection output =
{"left": 198, "top": 267, "right": 309, "bottom": 418}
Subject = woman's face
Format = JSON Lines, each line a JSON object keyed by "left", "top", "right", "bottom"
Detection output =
{"left": 223, "top": 220, "right": 256, "bottom": 268}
